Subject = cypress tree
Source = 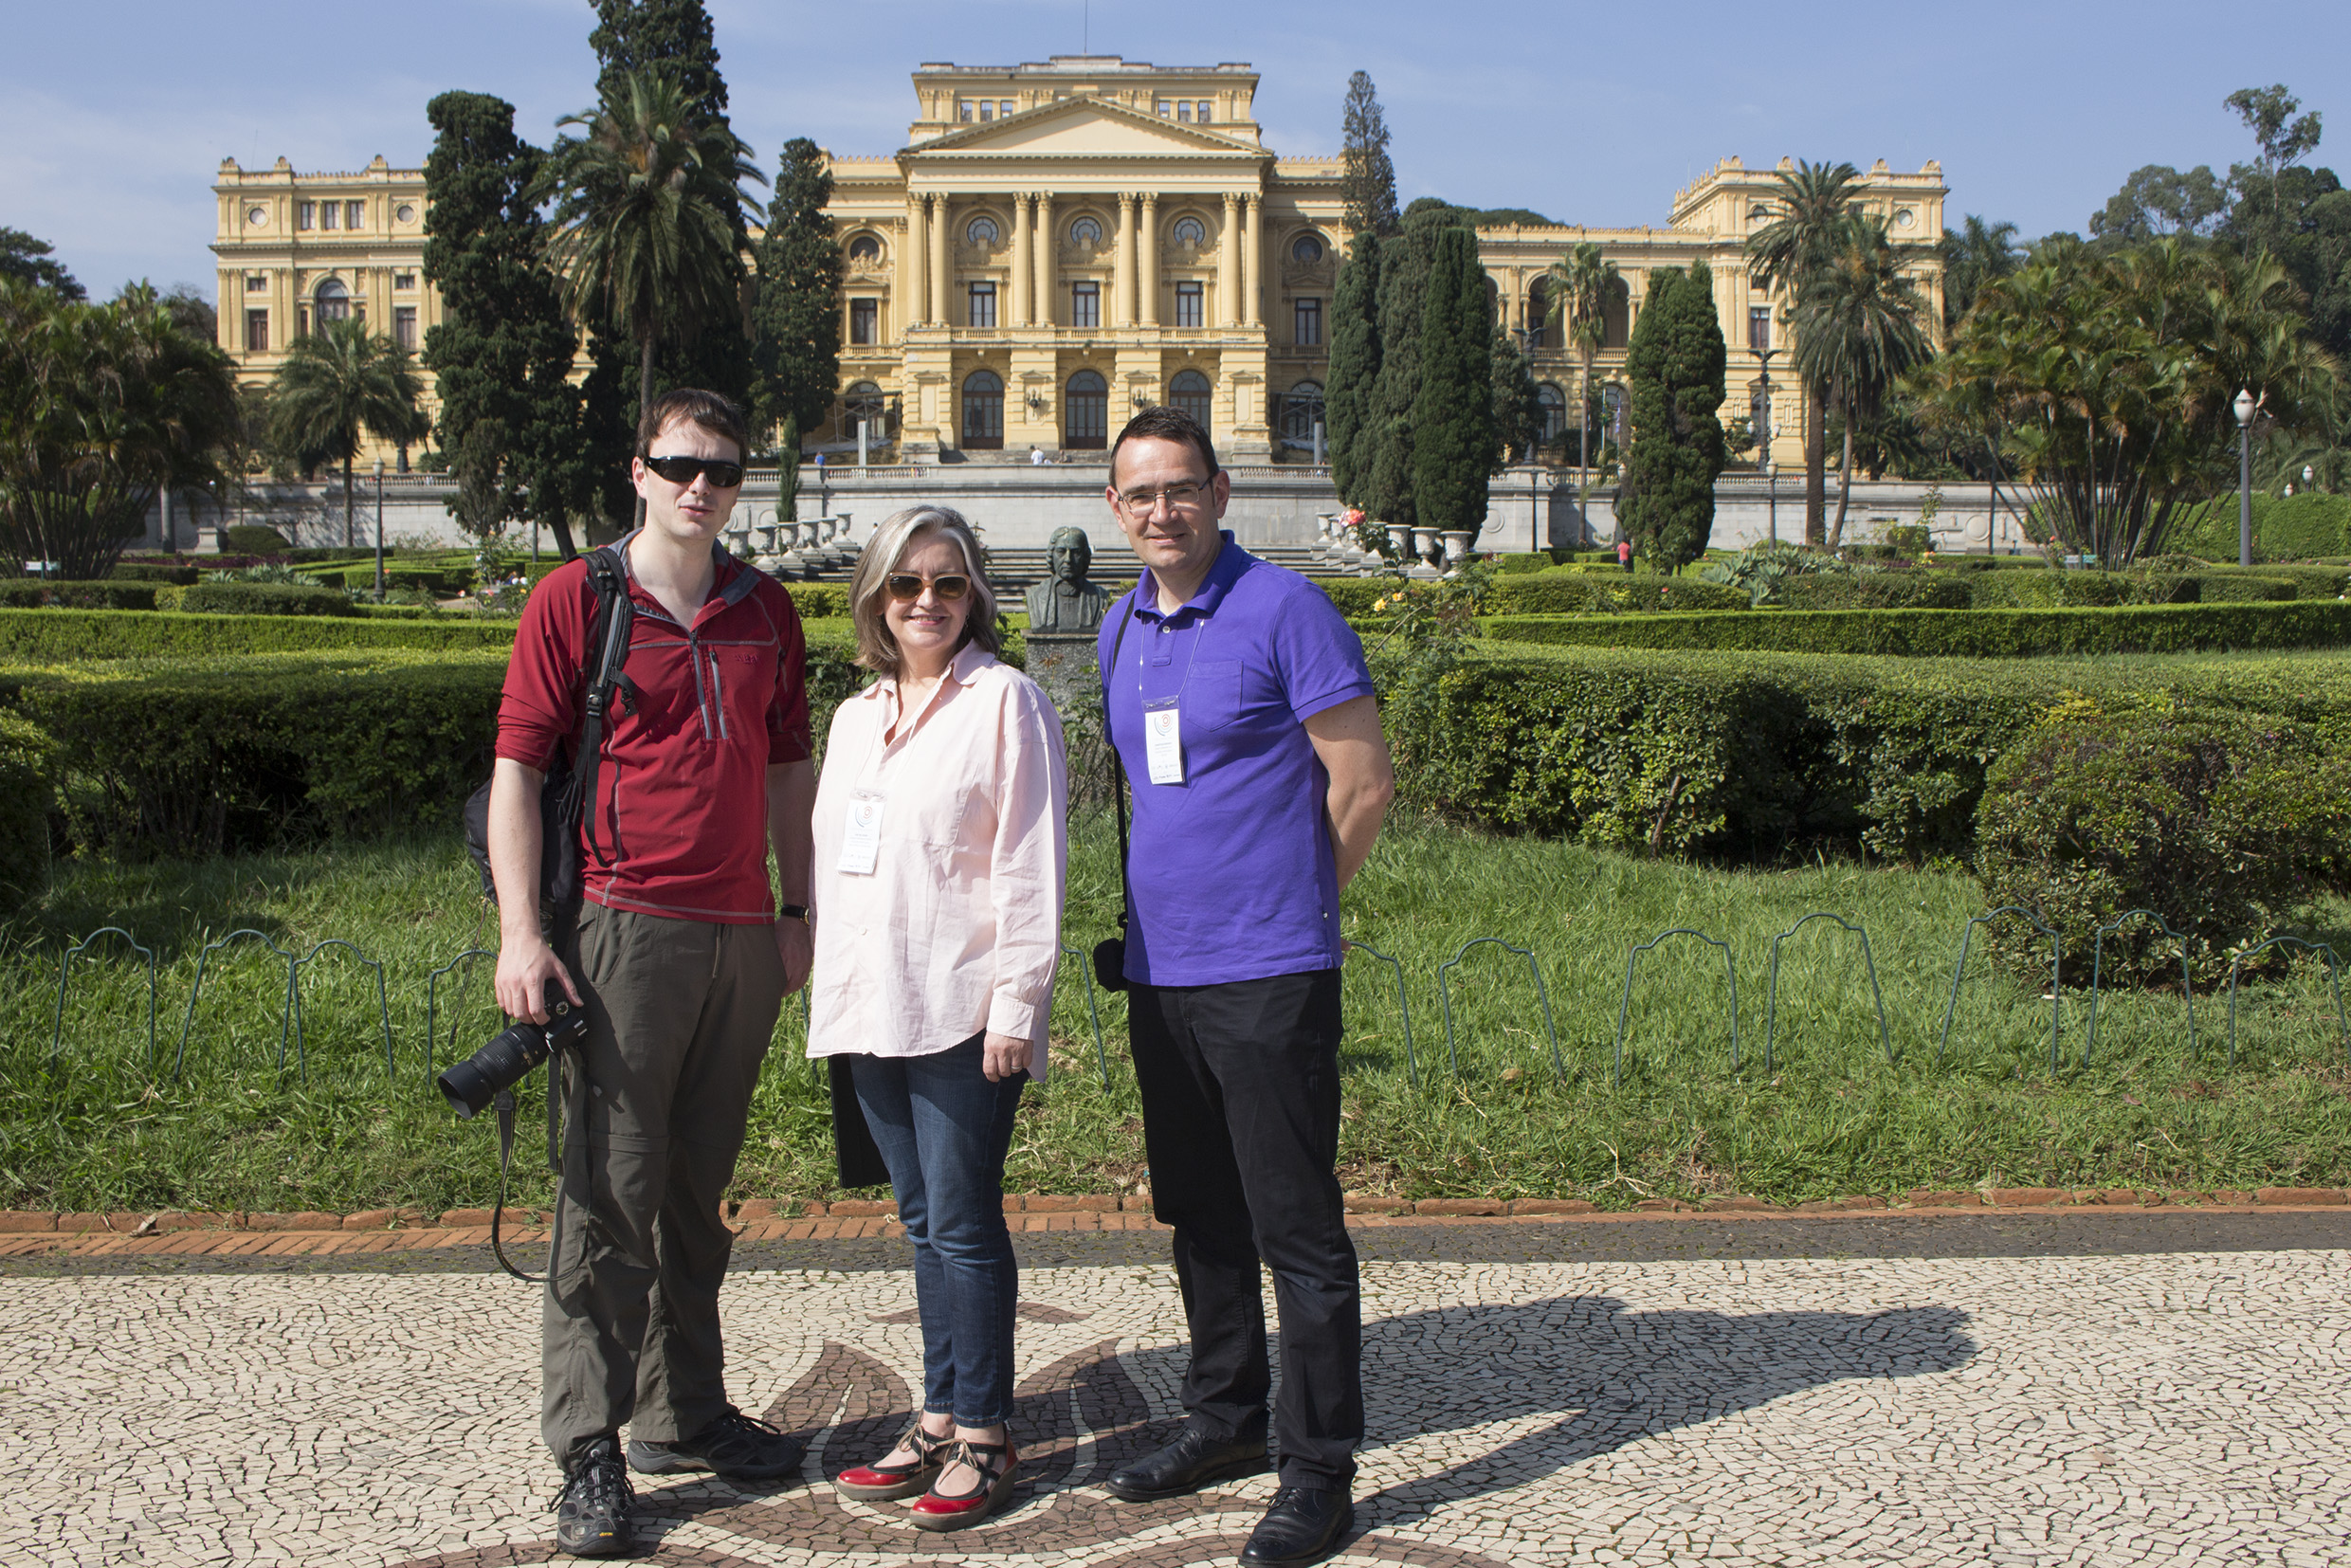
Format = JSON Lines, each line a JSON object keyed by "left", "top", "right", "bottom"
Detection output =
{"left": 1325, "top": 229, "right": 1381, "bottom": 508}
{"left": 1339, "top": 72, "right": 1400, "bottom": 238}
{"left": 750, "top": 137, "right": 843, "bottom": 520}
{"left": 1363, "top": 200, "right": 1472, "bottom": 528}
{"left": 1488, "top": 323, "right": 1540, "bottom": 466}
{"left": 1409, "top": 226, "right": 1495, "bottom": 539}
{"left": 1619, "top": 260, "right": 1727, "bottom": 571}
{"left": 421, "top": 91, "right": 590, "bottom": 558}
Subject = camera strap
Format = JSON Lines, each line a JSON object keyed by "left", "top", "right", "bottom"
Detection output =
{"left": 489, "top": 1086, "right": 542, "bottom": 1284}
{"left": 1108, "top": 602, "right": 1135, "bottom": 936}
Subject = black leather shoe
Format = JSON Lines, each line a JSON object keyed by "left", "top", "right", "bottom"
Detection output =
{"left": 1239, "top": 1486, "right": 1354, "bottom": 1566}
{"left": 1103, "top": 1427, "right": 1268, "bottom": 1501}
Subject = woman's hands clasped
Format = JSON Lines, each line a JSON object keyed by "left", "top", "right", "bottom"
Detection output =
{"left": 982, "top": 1031, "right": 1032, "bottom": 1082}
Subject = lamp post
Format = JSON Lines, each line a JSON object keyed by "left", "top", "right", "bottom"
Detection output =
{"left": 373, "top": 459, "right": 386, "bottom": 599}
{"left": 1764, "top": 459, "right": 1778, "bottom": 547}
{"left": 2233, "top": 388, "right": 2256, "bottom": 568}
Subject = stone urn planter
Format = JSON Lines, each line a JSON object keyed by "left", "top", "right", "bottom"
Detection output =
{"left": 1441, "top": 531, "right": 1475, "bottom": 574}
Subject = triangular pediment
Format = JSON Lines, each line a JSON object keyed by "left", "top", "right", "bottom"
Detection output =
{"left": 909, "top": 98, "right": 1257, "bottom": 159}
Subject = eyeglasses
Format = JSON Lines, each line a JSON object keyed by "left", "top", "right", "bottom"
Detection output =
{"left": 1116, "top": 478, "right": 1211, "bottom": 516}
{"left": 884, "top": 573, "right": 971, "bottom": 602}
{"left": 643, "top": 455, "right": 746, "bottom": 489}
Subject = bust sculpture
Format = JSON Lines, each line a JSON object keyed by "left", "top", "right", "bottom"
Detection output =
{"left": 1024, "top": 526, "right": 1109, "bottom": 633}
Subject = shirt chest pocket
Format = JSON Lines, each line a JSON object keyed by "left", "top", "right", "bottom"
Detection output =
{"left": 1184, "top": 660, "right": 1244, "bottom": 732}
{"left": 710, "top": 647, "right": 773, "bottom": 742}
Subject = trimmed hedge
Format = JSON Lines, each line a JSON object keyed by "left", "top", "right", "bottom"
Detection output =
{"left": 321, "top": 566, "right": 471, "bottom": 596}
{"left": 176, "top": 582, "right": 357, "bottom": 617}
{"left": 1384, "top": 642, "right": 2351, "bottom": 861}
{"left": 1484, "top": 600, "right": 2351, "bottom": 658}
{"left": 0, "top": 580, "right": 160, "bottom": 611}
{"left": 2169, "top": 492, "right": 2351, "bottom": 562}
{"left": 220, "top": 524, "right": 293, "bottom": 555}
{"left": 0, "top": 709, "right": 51, "bottom": 911}
{"left": 786, "top": 583, "right": 852, "bottom": 618}
{"left": 108, "top": 562, "right": 201, "bottom": 586}
{"left": 0, "top": 609, "right": 519, "bottom": 661}
{"left": 1777, "top": 573, "right": 1974, "bottom": 611}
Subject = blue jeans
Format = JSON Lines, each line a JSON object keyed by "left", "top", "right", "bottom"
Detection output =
{"left": 849, "top": 1034, "right": 1027, "bottom": 1428}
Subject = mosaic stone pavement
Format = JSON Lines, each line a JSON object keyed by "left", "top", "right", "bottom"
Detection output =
{"left": 5, "top": 1243, "right": 2348, "bottom": 1566}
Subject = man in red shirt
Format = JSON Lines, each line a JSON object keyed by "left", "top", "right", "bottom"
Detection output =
{"left": 488, "top": 389, "right": 816, "bottom": 1558}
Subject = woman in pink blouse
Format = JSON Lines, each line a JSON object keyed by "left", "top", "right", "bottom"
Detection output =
{"left": 808, "top": 505, "right": 1068, "bottom": 1531}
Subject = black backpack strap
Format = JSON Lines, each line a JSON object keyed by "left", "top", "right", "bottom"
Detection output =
{"left": 571, "top": 547, "right": 635, "bottom": 866}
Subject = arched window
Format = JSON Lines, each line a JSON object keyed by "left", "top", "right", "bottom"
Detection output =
{"left": 965, "top": 215, "right": 1000, "bottom": 246}
{"left": 1281, "top": 380, "right": 1324, "bottom": 449}
{"left": 961, "top": 369, "right": 1004, "bottom": 450}
{"left": 843, "top": 381, "right": 886, "bottom": 438}
{"left": 1536, "top": 383, "right": 1567, "bottom": 446}
{"left": 1290, "top": 232, "right": 1323, "bottom": 264}
{"left": 1172, "top": 216, "right": 1206, "bottom": 248}
{"left": 1070, "top": 216, "right": 1103, "bottom": 248}
{"left": 1169, "top": 370, "right": 1212, "bottom": 428}
{"left": 1066, "top": 370, "right": 1108, "bottom": 449}
{"left": 847, "top": 235, "right": 881, "bottom": 263}
{"left": 1526, "top": 278, "right": 1550, "bottom": 350}
{"left": 315, "top": 277, "right": 351, "bottom": 325}
{"left": 1602, "top": 276, "right": 1631, "bottom": 350}
{"left": 1601, "top": 384, "right": 1628, "bottom": 446}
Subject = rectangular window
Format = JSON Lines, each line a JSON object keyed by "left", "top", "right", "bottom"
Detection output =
{"left": 245, "top": 274, "right": 266, "bottom": 293}
{"left": 298, "top": 202, "right": 316, "bottom": 231}
{"left": 298, "top": 305, "right": 309, "bottom": 337}
{"left": 393, "top": 271, "right": 415, "bottom": 291}
{"left": 959, "top": 99, "right": 975, "bottom": 122}
{"left": 345, "top": 200, "right": 363, "bottom": 230}
{"left": 1294, "top": 297, "right": 1322, "bottom": 347}
{"left": 998, "top": 100, "right": 1013, "bottom": 118}
{"left": 393, "top": 305, "right": 417, "bottom": 350}
{"left": 245, "top": 309, "right": 269, "bottom": 353}
{"left": 1157, "top": 99, "right": 1173, "bottom": 117}
{"left": 978, "top": 101, "right": 993, "bottom": 121}
{"left": 1175, "top": 281, "right": 1203, "bottom": 328}
{"left": 1070, "top": 281, "right": 1100, "bottom": 329}
{"left": 1749, "top": 306, "right": 1772, "bottom": 354}
{"left": 850, "top": 298, "right": 878, "bottom": 345}
{"left": 968, "top": 282, "right": 996, "bottom": 328}
{"left": 1196, "top": 100, "right": 1212, "bottom": 123}
{"left": 1176, "top": 101, "right": 1192, "bottom": 122}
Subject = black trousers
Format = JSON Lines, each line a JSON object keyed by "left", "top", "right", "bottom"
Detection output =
{"left": 1127, "top": 968, "right": 1361, "bottom": 1493}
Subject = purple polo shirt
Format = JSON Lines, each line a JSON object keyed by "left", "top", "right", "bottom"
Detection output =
{"left": 1099, "top": 533, "right": 1376, "bottom": 987}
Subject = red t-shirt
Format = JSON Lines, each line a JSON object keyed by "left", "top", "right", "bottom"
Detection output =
{"left": 496, "top": 549, "right": 812, "bottom": 923}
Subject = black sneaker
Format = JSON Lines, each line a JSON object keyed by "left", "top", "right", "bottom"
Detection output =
{"left": 629, "top": 1406, "right": 805, "bottom": 1482}
{"left": 553, "top": 1435, "right": 633, "bottom": 1559}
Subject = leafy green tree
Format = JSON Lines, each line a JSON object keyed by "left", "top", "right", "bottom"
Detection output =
{"left": 1618, "top": 262, "right": 1726, "bottom": 572}
{"left": 536, "top": 66, "right": 765, "bottom": 526}
{"left": 1746, "top": 159, "right": 1862, "bottom": 545}
{"left": 1408, "top": 227, "right": 1496, "bottom": 538}
{"left": 422, "top": 90, "right": 591, "bottom": 558}
{"left": 1340, "top": 72, "right": 1399, "bottom": 238}
{"left": 2226, "top": 83, "right": 2324, "bottom": 244}
{"left": 750, "top": 137, "right": 843, "bottom": 522}
{"left": 2211, "top": 86, "right": 2351, "bottom": 363}
{"left": 1365, "top": 200, "right": 1475, "bottom": 528}
{"left": 1922, "top": 238, "right": 2338, "bottom": 565}
{"left": 0, "top": 228, "right": 83, "bottom": 301}
{"left": 0, "top": 281, "right": 239, "bottom": 576}
{"left": 1936, "top": 214, "right": 2020, "bottom": 331}
{"left": 1791, "top": 214, "right": 1932, "bottom": 547}
{"left": 2087, "top": 166, "right": 2229, "bottom": 248}
{"left": 1543, "top": 241, "right": 1618, "bottom": 491}
{"left": 267, "top": 319, "right": 431, "bottom": 547}
{"left": 1325, "top": 228, "right": 1381, "bottom": 509}
{"left": 1489, "top": 323, "right": 1540, "bottom": 467}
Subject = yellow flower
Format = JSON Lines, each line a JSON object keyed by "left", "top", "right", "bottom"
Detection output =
{"left": 1373, "top": 596, "right": 1388, "bottom": 611}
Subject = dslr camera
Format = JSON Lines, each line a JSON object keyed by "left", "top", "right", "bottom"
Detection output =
{"left": 437, "top": 1003, "right": 588, "bottom": 1120}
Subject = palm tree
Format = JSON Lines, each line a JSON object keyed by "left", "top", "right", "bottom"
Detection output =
{"left": 1791, "top": 214, "right": 1932, "bottom": 548}
{"left": 267, "top": 318, "right": 429, "bottom": 548}
{"left": 536, "top": 66, "right": 762, "bottom": 507}
{"left": 1935, "top": 214, "right": 2020, "bottom": 331}
{"left": 1544, "top": 242, "right": 1618, "bottom": 495}
{"left": 1746, "top": 159, "right": 1862, "bottom": 546}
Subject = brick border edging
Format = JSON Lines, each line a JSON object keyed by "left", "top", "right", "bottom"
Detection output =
{"left": 5, "top": 1186, "right": 2346, "bottom": 1238}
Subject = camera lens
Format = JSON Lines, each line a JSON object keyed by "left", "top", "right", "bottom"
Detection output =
{"left": 437, "top": 1006, "right": 569, "bottom": 1120}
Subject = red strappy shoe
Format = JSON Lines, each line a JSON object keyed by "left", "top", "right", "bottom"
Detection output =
{"left": 908, "top": 1436, "right": 1019, "bottom": 1531}
{"left": 833, "top": 1419, "right": 949, "bottom": 1502}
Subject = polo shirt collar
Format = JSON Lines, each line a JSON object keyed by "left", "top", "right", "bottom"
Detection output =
{"left": 1136, "top": 531, "right": 1247, "bottom": 622}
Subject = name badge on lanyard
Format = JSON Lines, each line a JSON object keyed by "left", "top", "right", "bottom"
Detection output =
{"left": 1142, "top": 696, "right": 1183, "bottom": 785}
{"left": 837, "top": 790, "right": 884, "bottom": 874}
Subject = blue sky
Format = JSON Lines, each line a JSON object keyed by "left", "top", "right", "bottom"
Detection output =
{"left": 7, "top": 0, "right": 2348, "bottom": 299}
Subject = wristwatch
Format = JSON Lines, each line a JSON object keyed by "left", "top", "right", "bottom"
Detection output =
{"left": 778, "top": 903, "right": 811, "bottom": 923}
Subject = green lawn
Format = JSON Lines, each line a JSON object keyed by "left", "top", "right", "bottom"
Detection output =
{"left": 5, "top": 817, "right": 2347, "bottom": 1214}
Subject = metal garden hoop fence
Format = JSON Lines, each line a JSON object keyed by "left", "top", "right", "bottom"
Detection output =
{"left": 30, "top": 913, "right": 2350, "bottom": 1097}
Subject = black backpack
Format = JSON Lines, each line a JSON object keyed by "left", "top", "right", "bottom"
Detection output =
{"left": 463, "top": 546, "right": 638, "bottom": 923}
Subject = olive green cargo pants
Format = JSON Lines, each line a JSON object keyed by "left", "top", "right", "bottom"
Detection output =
{"left": 540, "top": 903, "right": 787, "bottom": 1471}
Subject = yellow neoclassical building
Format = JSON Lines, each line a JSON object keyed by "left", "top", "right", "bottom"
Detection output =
{"left": 210, "top": 55, "right": 1946, "bottom": 472}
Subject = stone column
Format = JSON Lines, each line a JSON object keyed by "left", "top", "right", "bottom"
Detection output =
{"left": 1115, "top": 192, "right": 1137, "bottom": 327}
{"left": 1034, "top": 192, "right": 1056, "bottom": 328}
{"left": 1241, "top": 193, "right": 1261, "bottom": 328}
{"left": 1138, "top": 194, "right": 1160, "bottom": 326}
{"left": 927, "top": 193, "right": 950, "bottom": 327}
{"left": 902, "top": 192, "right": 926, "bottom": 332}
{"left": 1010, "top": 192, "right": 1032, "bottom": 327}
{"left": 1218, "top": 191, "right": 1240, "bottom": 328}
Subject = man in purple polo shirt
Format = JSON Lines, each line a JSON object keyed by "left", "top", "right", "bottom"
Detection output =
{"left": 1095, "top": 405, "right": 1394, "bottom": 1567}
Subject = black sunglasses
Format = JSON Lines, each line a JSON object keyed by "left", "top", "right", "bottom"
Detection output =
{"left": 884, "top": 573, "right": 971, "bottom": 602}
{"left": 643, "top": 454, "right": 746, "bottom": 489}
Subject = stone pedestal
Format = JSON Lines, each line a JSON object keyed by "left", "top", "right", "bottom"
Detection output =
{"left": 1021, "top": 630, "right": 1117, "bottom": 806}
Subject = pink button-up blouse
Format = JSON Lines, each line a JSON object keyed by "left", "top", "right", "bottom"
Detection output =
{"left": 806, "top": 642, "right": 1068, "bottom": 1072}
